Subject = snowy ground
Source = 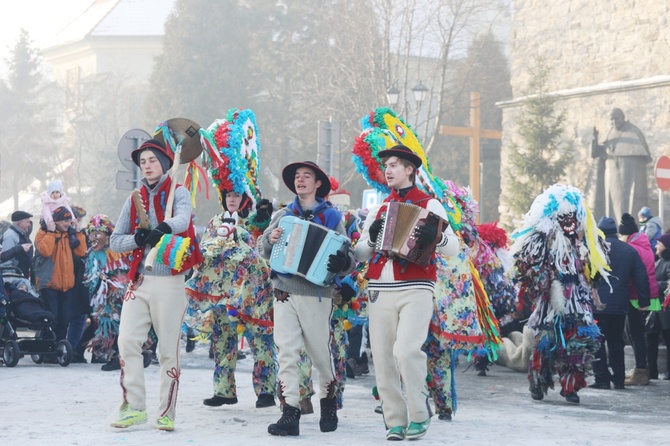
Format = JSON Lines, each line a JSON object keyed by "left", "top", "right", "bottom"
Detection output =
{"left": 1, "top": 339, "right": 667, "bottom": 446}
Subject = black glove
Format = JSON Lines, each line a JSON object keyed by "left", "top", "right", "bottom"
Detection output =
{"left": 368, "top": 218, "right": 384, "bottom": 243}
{"left": 134, "top": 228, "right": 150, "bottom": 246}
{"left": 327, "top": 251, "right": 350, "bottom": 274}
{"left": 414, "top": 224, "right": 438, "bottom": 245}
{"left": 145, "top": 222, "right": 172, "bottom": 248}
{"left": 339, "top": 283, "right": 357, "bottom": 302}
{"left": 255, "top": 198, "right": 273, "bottom": 223}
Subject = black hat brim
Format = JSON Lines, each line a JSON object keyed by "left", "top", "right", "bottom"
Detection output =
{"left": 282, "top": 161, "right": 331, "bottom": 198}
{"left": 377, "top": 147, "right": 422, "bottom": 168}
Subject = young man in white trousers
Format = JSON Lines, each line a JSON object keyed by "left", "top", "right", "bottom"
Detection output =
{"left": 258, "top": 161, "right": 355, "bottom": 436}
{"left": 355, "top": 145, "right": 459, "bottom": 441}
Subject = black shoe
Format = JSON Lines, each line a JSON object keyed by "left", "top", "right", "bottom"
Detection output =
{"left": 268, "top": 405, "right": 300, "bottom": 436}
{"left": 530, "top": 387, "right": 544, "bottom": 401}
{"left": 588, "top": 382, "right": 611, "bottom": 389}
{"left": 345, "top": 361, "right": 356, "bottom": 379}
{"left": 438, "top": 410, "right": 452, "bottom": 421}
{"left": 142, "top": 351, "right": 151, "bottom": 368}
{"left": 319, "top": 397, "right": 338, "bottom": 433}
{"left": 477, "top": 368, "right": 487, "bottom": 377}
{"left": 203, "top": 395, "right": 238, "bottom": 406}
{"left": 256, "top": 394, "right": 276, "bottom": 408}
{"left": 185, "top": 337, "right": 196, "bottom": 353}
{"left": 90, "top": 355, "right": 107, "bottom": 364}
{"left": 101, "top": 357, "right": 121, "bottom": 371}
{"left": 613, "top": 383, "right": 625, "bottom": 390}
{"left": 560, "top": 389, "right": 580, "bottom": 404}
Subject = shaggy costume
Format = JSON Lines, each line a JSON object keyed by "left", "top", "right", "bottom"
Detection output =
{"left": 512, "top": 184, "right": 611, "bottom": 402}
{"left": 188, "top": 109, "right": 276, "bottom": 406}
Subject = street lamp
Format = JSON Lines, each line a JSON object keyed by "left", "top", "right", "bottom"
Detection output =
{"left": 411, "top": 81, "right": 429, "bottom": 105}
{"left": 386, "top": 86, "right": 400, "bottom": 106}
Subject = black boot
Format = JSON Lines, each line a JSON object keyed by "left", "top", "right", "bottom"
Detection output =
{"left": 101, "top": 357, "right": 120, "bottom": 371}
{"left": 256, "top": 393, "right": 276, "bottom": 408}
{"left": 319, "top": 397, "right": 338, "bottom": 433}
{"left": 268, "top": 405, "right": 300, "bottom": 436}
{"left": 203, "top": 395, "right": 238, "bottom": 406}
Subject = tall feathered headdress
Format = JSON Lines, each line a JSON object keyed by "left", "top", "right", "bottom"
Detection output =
{"left": 199, "top": 109, "right": 262, "bottom": 208}
{"left": 351, "top": 107, "right": 462, "bottom": 230}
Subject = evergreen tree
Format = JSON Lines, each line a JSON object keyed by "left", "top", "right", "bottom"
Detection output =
{"left": 503, "top": 58, "right": 573, "bottom": 218}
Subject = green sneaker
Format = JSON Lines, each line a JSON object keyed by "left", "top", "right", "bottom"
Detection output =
{"left": 386, "top": 426, "right": 406, "bottom": 441}
{"left": 111, "top": 407, "right": 148, "bottom": 428}
{"left": 156, "top": 415, "right": 174, "bottom": 431}
{"left": 406, "top": 419, "right": 431, "bottom": 439}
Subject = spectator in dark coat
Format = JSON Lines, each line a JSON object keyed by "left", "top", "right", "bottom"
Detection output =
{"left": 592, "top": 217, "right": 650, "bottom": 389}
{"left": 648, "top": 233, "right": 670, "bottom": 379}
{"left": 0, "top": 211, "right": 34, "bottom": 278}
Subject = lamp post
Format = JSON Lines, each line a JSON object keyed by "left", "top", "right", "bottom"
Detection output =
{"left": 411, "top": 81, "right": 429, "bottom": 105}
{"left": 386, "top": 82, "right": 429, "bottom": 129}
{"left": 386, "top": 86, "right": 400, "bottom": 106}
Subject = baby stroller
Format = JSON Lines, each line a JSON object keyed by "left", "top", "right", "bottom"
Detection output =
{"left": 0, "top": 267, "right": 73, "bottom": 367}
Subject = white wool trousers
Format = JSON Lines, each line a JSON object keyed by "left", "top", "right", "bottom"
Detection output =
{"left": 273, "top": 293, "right": 336, "bottom": 409}
{"left": 118, "top": 274, "right": 187, "bottom": 420}
{"left": 368, "top": 288, "right": 433, "bottom": 429}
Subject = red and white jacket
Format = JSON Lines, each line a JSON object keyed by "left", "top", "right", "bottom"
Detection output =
{"left": 355, "top": 186, "right": 459, "bottom": 292}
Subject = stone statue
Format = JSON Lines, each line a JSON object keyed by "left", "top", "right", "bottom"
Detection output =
{"left": 591, "top": 108, "right": 651, "bottom": 221}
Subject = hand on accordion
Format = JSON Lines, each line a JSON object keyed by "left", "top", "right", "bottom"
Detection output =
{"left": 327, "top": 251, "right": 351, "bottom": 274}
{"left": 339, "top": 283, "right": 357, "bottom": 302}
{"left": 414, "top": 224, "right": 438, "bottom": 245}
{"left": 368, "top": 218, "right": 384, "bottom": 243}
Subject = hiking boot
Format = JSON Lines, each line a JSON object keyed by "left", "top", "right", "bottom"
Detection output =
{"left": 268, "top": 405, "right": 300, "bottom": 436}
{"left": 386, "top": 426, "right": 406, "bottom": 441}
{"left": 111, "top": 406, "right": 148, "bottom": 428}
{"left": 529, "top": 386, "right": 544, "bottom": 401}
{"left": 347, "top": 358, "right": 369, "bottom": 376}
{"left": 346, "top": 361, "right": 356, "bottom": 379}
{"left": 299, "top": 398, "right": 314, "bottom": 415}
{"left": 156, "top": 415, "right": 174, "bottom": 431}
{"left": 624, "top": 367, "right": 649, "bottom": 386}
{"left": 319, "top": 397, "right": 338, "bottom": 432}
{"left": 406, "top": 419, "right": 431, "bottom": 439}
{"left": 203, "top": 395, "right": 237, "bottom": 406}
{"left": 438, "top": 409, "right": 452, "bottom": 421}
{"left": 101, "top": 357, "right": 121, "bottom": 372}
{"left": 560, "top": 389, "right": 580, "bottom": 404}
{"left": 256, "top": 394, "right": 276, "bottom": 408}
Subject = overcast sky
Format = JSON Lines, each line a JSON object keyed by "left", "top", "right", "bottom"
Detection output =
{"left": 0, "top": 0, "right": 92, "bottom": 74}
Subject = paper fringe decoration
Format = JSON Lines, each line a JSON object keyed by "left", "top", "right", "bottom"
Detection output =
{"left": 156, "top": 234, "right": 191, "bottom": 271}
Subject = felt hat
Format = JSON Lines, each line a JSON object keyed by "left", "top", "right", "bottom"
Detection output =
{"left": 11, "top": 210, "right": 32, "bottom": 222}
{"left": 618, "top": 213, "right": 639, "bottom": 236}
{"left": 597, "top": 216, "right": 617, "bottom": 236}
{"left": 377, "top": 144, "right": 422, "bottom": 169}
{"left": 282, "top": 161, "right": 331, "bottom": 198}
{"left": 131, "top": 139, "right": 173, "bottom": 172}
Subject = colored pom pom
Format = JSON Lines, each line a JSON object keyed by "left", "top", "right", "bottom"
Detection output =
{"left": 343, "top": 320, "right": 353, "bottom": 330}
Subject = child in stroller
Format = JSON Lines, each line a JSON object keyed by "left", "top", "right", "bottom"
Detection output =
{"left": 0, "top": 267, "right": 74, "bottom": 367}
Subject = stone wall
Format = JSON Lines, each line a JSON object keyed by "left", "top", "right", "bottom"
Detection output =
{"left": 500, "top": 0, "right": 670, "bottom": 227}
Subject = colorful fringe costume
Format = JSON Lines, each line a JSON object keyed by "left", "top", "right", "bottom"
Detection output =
{"left": 512, "top": 184, "right": 611, "bottom": 399}
{"left": 352, "top": 108, "right": 502, "bottom": 416}
{"left": 187, "top": 109, "right": 277, "bottom": 402}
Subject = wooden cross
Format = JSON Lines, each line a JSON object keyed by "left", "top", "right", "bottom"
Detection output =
{"left": 439, "top": 92, "right": 502, "bottom": 218}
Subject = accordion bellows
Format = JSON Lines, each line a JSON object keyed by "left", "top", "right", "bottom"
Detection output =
{"left": 376, "top": 202, "right": 447, "bottom": 267}
{"left": 270, "top": 216, "right": 350, "bottom": 286}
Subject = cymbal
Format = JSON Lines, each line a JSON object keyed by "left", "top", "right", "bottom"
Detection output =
{"left": 154, "top": 118, "right": 203, "bottom": 163}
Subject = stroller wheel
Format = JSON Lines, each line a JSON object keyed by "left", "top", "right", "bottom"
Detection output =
{"left": 3, "top": 340, "right": 21, "bottom": 367}
{"left": 31, "top": 354, "right": 44, "bottom": 364}
{"left": 56, "top": 340, "right": 74, "bottom": 367}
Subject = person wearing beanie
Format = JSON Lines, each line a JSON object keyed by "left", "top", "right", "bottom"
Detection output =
{"left": 0, "top": 210, "right": 34, "bottom": 278}
{"left": 638, "top": 206, "right": 664, "bottom": 251}
{"left": 648, "top": 232, "right": 670, "bottom": 380}
{"left": 618, "top": 213, "right": 660, "bottom": 386}
{"left": 109, "top": 137, "right": 202, "bottom": 431}
{"left": 40, "top": 179, "right": 75, "bottom": 231}
{"left": 592, "top": 216, "right": 650, "bottom": 390}
{"left": 34, "top": 206, "right": 87, "bottom": 356}
{"left": 259, "top": 160, "right": 356, "bottom": 436}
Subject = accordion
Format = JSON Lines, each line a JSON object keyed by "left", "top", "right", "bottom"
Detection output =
{"left": 375, "top": 201, "right": 448, "bottom": 267}
{"left": 270, "top": 216, "right": 350, "bottom": 286}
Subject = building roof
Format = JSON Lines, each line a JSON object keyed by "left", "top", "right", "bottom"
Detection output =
{"left": 45, "top": 0, "right": 175, "bottom": 50}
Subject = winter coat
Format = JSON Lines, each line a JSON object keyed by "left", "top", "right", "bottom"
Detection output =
{"left": 641, "top": 216, "right": 663, "bottom": 251}
{"left": 35, "top": 228, "right": 87, "bottom": 292}
{"left": 654, "top": 250, "right": 670, "bottom": 330}
{"left": 0, "top": 224, "right": 34, "bottom": 277}
{"left": 596, "top": 235, "right": 650, "bottom": 314}
{"left": 627, "top": 232, "right": 659, "bottom": 299}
